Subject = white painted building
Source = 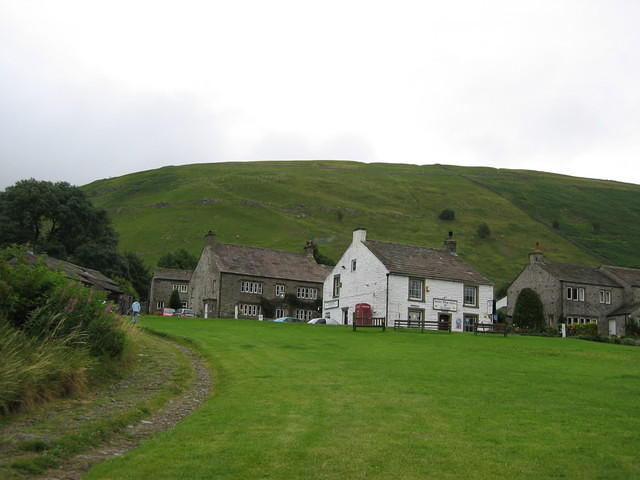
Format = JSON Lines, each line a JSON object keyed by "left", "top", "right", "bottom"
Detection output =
{"left": 322, "top": 229, "right": 494, "bottom": 332}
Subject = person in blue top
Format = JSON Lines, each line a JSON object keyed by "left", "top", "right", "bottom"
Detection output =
{"left": 131, "top": 299, "right": 141, "bottom": 324}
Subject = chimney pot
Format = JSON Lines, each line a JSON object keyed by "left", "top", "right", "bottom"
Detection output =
{"left": 204, "top": 230, "right": 216, "bottom": 247}
{"left": 444, "top": 231, "right": 457, "bottom": 255}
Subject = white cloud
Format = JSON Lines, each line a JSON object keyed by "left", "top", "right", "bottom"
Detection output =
{"left": 1, "top": 0, "right": 640, "bottom": 188}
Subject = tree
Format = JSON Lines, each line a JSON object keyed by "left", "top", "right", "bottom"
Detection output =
{"left": 0, "top": 179, "right": 119, "bottom": 259}
{"left": 512, "top": 288, "right": 545, "bottom": 330}
{"left": 157, "top": 248, "right": 198, "bottom": 270}
{"left": 312, "top": 245, "right": 335, "bottom": 266}
{"left": 477, "top": 222, "right": 491, "bottom": 238}
{"left": 438, "top": 209, "right": 455, "bottom": 221}
{"left": 121, "top": 252, "right": 151, "bottom": 300}
{"left": 0, "top": 179, "right": 150, "bottom": 299}
{"left": 169, "top": 289, "right": 182, "bottom": 310}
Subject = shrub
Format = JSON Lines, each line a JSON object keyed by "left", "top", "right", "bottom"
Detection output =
{"left": 512, "top": 288, "right": 545, "bottom": 330}
{"left": 552, "top": 220, "right": 560, "bottom": 229}
{"left": 438, "top": 209, "right": 455, "bottom": 221}
{"left": 259, "top": 297, "right": 275, "bottom": 318}
{"left": 477, "top": 223, "right": 491, "bottom": 239}
{"left": 169, "top": 289, "right": 182, "bottom": 310}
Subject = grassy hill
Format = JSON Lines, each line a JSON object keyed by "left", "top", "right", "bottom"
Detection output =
{"left": 82, "top": 161, "right": 640, "bottom": 290}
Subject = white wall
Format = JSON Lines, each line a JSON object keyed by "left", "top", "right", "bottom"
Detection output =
{"left": 322, "top": 234, "right": 389, "bottom": 323}
{"left": 322, "top": 230, "right": 494, "bottom": 331}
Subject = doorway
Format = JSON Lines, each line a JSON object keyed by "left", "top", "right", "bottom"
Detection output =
{"left": 438, "top": 312, "right": 451, "bottom": 330}
{"left": 342, "top": 307, "right": 349, "bottom": 325}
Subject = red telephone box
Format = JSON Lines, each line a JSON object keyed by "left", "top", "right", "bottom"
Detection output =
{"left": 354, "top": 303, "right": 373, "bottom": 326}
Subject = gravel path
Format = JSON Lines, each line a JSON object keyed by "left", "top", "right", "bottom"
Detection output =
{"left": 0, "top": 333, "right": 212, "bottom": 480}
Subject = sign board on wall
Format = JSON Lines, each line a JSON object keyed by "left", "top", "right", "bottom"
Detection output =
{"left": 433, "top": 298, "right": 457, "bottom": 311}
{"left": 324, "top": 299, "right": 339, "bottom": 309}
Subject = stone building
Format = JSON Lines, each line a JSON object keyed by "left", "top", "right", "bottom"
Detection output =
{"left": 148, "top": 267, "right": 193, "bottom": 312}
{"left": 322, "top": 229, "right": 494, "bottom": 331}
{"left": 188, "top": 231, "right": 330, "bottom": 319}
{"left": 507, "top": 247, "right": 640, "bottom": 335}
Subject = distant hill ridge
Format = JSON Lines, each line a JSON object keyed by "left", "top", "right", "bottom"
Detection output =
{"left": 82, "top": 161, "right": 640, "bottom": 290}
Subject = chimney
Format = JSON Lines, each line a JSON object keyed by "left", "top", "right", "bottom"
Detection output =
{"left": 529, "top": 242, "right": 545, "bottom": 264}
{"left": 444, "top": 231, "right": 457, "bottom": 255}
{"left": 353, "top": 228, "right": 367, "bottom": 243}
{"left": 204, "top": 230, "right": 216, "bottom": 248}
{"left": 304, "top": 240, "right": 315, "bottom": 257}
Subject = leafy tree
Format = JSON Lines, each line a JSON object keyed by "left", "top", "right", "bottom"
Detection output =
{"left": 512, "top": 288, "right": 545, "bottom": 330}
{"left": 121, "top": 252, "right": 151, "bottom": 300}
{"left": 157, "top": 248, "right": 198, "bottom": 270}
{"left": 0, "top": 179, "right": 119, "bottom": 259}
{"left": 477, "top": 222, "right": 491, "bottom": 238}
{"left": 438, "top": 209, "right": 455, "bottom": 221}
{"left": 169, "top": 289, "right": 182, "bottom": 310}
{"left": 259, "top": 296, "right": 275, "bottom": 318}
{"left": 312, "top": 245, "right": 335, "bottom": 266}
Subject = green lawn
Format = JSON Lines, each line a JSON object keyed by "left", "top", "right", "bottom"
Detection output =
{"left": 87, "top": 318, "right": 640, "bottom": 479}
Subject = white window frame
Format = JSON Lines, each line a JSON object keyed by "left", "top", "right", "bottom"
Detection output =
{"left": 239, "top": 304, "right": 260, "bottom": 317}
{"left": 296, "top": 287, "right": 318, "bottom": 299}
{"left": 599, "top": 289, "right": 611, "bottom": 305}
{"left": 333, "top": 275, "right": 341, "bottom": 297}
{"left": 275, "top": 284, "right": 286, "bottom": 297}
{"left": 295, "top": 309, "right": 314, "bottom": 321}
{"left": 180, "top": 301, "right": 188, "bottom": 308}
{"left": 156, "top": 301, "right": 164, "bottom": 309}
{"left": 172, "top": 283, "right": 188, "bottom": 293}
{"left": 275, "top": 307, "right": 287, "bottom": 318}
{"left": 566, "top": 287, "right": 585, "bottom": 302}
{"left": 408, "top": 278, "right": 424, "bottom": 301}
{"left": 463, "top": 285, "right": 478, "bottom": 307}
{"left": 240, "top": 281, "right": 263, "bottom": 295}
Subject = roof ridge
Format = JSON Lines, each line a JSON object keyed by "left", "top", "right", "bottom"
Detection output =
{"left": 365, "top": 239, "right": 444, "bottom": 252}
{"left": 218, "top": 242, "right": 307, "bottom": 257}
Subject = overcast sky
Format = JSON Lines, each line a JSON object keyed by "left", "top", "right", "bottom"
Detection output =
{"left": 1, "top": 0, "right": 640, "bottom": 189}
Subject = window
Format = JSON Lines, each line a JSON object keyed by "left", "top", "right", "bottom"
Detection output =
{"left": 172, "top": 283, "right": 188, "bottom": 293}
{"left": 297, "top": 287, "right": 318, "bottom": 299}
{"left": 275, "top": 284, "right": 286, "bottom": 297}
{"left": 240, "top": 281, "right": 263, "bottom": 294}
{"left": 566, "top": 287, "right": 585, "bottom": 302}
{"left": 566, "top": 317, "right": 597, "bottom": 325}
{"left": 408, "top": 309, "right": 424, "bottom": 323}
{"left": 599, "top": 289, "right": 611, "bottom": 304}
{"left": 295, "top": 309, "right": 314, "bottom": 321}
{"left": 156, "top": 301, "right": 164, "bottom": 309}
{"left": 239, "top": 304, "right": 260, "bottom": 316}
{"left": 275, "top": 307, "right": 287, "bottom": 318}
{"left": 463, "top": 313, "right": 478, "bottom": 332}
{"left": 351, "top": 259, "right": 357, "bottom": 271}
{"left": 333, "top": 275, "right": 341, "bottom": 297}
{"left": 408, "top": 278, "right": 424, "bottom": 301}
{"left": 181, "top": 301, "right": 188, "bottom": 308}
{"left": 463, "top": 285, "right": 478, "bottom": 307}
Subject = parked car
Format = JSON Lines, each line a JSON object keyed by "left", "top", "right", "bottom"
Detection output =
{"left": 157, "top": 307, "right": 175, "bottom": 317}
{"left": 173, "top": 308, "right": 195, "bottom": 318}
{"left": 307, "top": 317, "right": 327, "bottom": 324}
{"left": 272, "top": 316, "right": 305, "bottom": 323}
{"left": 308, "top": 317, "right": 340, "bottom": 325}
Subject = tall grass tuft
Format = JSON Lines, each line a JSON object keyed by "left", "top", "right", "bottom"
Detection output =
{"left": 0, "top": 315, "right": 93, "bottom": 415}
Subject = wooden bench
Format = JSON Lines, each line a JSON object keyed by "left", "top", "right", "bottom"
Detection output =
{"left": 393, "top": 319, "right": 451, "bottom": 333}
{"left": 352, "top": 317, "right": 386, "bottom": 332}
{"left": 473, "top": 322, "right": 508, "bottom": 336}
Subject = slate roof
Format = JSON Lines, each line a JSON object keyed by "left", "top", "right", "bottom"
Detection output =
{"left": 608, "top": 301, "right": 640, "bottom": 317}
{"left": 45, "top": 256, "right": 123, "bottom": 294}
{"left": 363, "top": 240, "right": 492, "bottom": 285}
{"left": 601, "top": 265, "right": 640, "bottom": 287}
{"left": 213, "top": 243, "right": 331, "bottom": 283}
{"left": 152, "top": 267, "right": 193, "bottom": 282}
{"left": 538, "top": 262, "right": 619, "bottom": 287}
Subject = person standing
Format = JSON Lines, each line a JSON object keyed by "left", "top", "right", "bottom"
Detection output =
{"left": 131, "top": 299, "right": 141, "bottom": 324}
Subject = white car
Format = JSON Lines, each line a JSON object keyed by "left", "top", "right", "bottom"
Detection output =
{"left": 307, "top": 317, "right": 339, "bottom": 325}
